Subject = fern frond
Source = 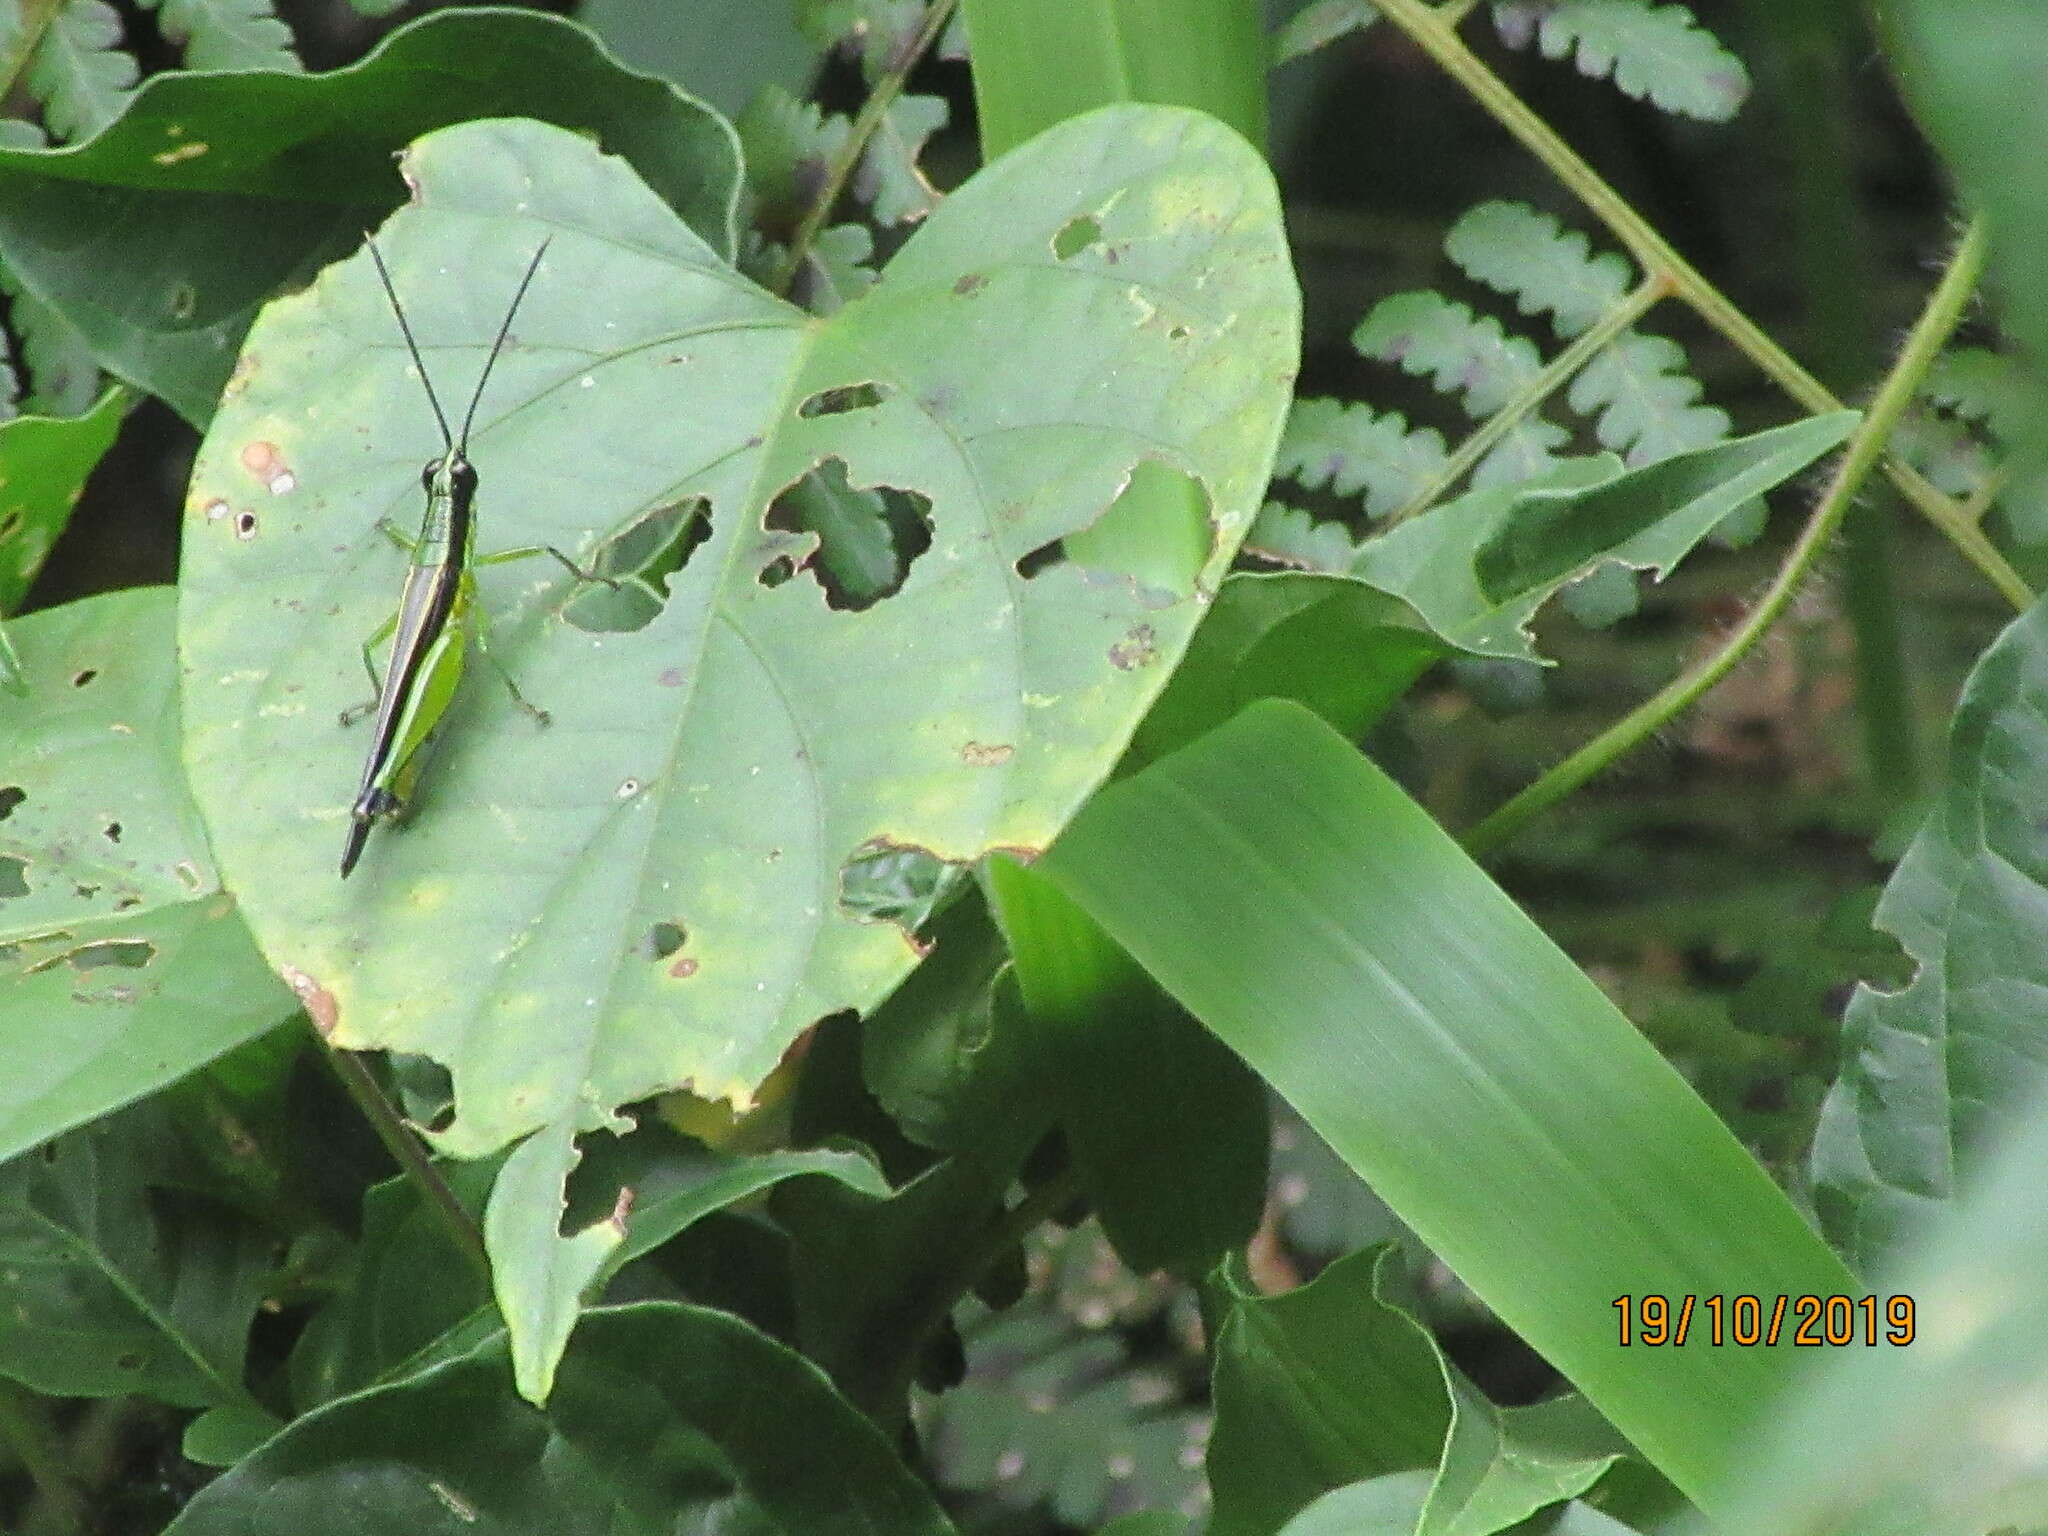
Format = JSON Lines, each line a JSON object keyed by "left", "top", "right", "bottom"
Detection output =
{"left": 1445, "top": 200, "right": 1634, "bottom": 337}
{"left": 1246, "top": 501, "right": 1361, "bottom": 572}
{"left": 141, "top": 0, "right": 298, "bottom": 72}
{"left": 738, "top": 85, "right": 849, "bottom": 233}
{"left": 1568, "top": 332, "right": 1728, "bottom": 464}
{"left": 1356, "top": 292, "right": 1542, "bottom": 416}
{"left": 800, "top": 0, "right": 928, "bottom": 81}
{"left": 853, "top": 93, "right": 947, "bottom": 225}
{"left": 1274, "top": 398, "right": 1448, "bottom": 519}
{"left": 22, "top": 0, "right": 138, "bottom": 143}
{"left": 1354, "top": 292, "right": 1569, "bottom": 483}
{"left": 1273, "top": 0, "right": 1379, "bottom": 66}
{"left": 1491, "top": 0, "right": 1750, "bottom": 122}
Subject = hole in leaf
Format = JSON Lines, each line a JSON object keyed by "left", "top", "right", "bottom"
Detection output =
{"left": 0, "top": 787, "right": 22, "bottom": 821}
{"left": 72, "top": 669, "right": 98, "bottom": 688}
{"left": 74, "top": 883, "right": 100, "bottom": 900}
{"left": 67, "top": 941, "right": 153, "bottom": 972}
{"left": 639, "top": 921, "right": 687, "bottom": 961}
{"left": 763, "top": 458, "right": 933, "bottom": 611}
{"left": 1052, "top": 214, "right": 1103, "bottom": 260}
{"left": 798, "top": 382, "right": 891, "bottom": 418}
{"left": 103, "top": 821, "right": 122, "bottom": 844}
{"left": 838, "top": 841, "right": 966, "bottom": 933}
{"left": 562, "top": 497, "right": 713, "bottom": 634}
{"left": 758, "top": 555, "right": 796, "bottom": 590}
{"left": 1013, "top": 461, "right": 1212, "bottom": 603}
{"left": 0, "top": 856, "right": 28, "bottom": 899}
{"left": 235, "top": 511, "right": 258, "bottom": 540}
{"left": 386, "top": 1052, "right": 456, "bottom": 1134}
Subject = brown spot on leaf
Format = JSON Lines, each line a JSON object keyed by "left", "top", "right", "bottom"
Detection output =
{"left": 961, "top": 741, "right": 1014, "bottom": 767}
{"left": 281, "top": 965, "right": 339, "bottom": 1037}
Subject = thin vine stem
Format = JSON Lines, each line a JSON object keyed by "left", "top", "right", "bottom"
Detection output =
{"left": 771, "top": 0, "right": 959, "bottom": 299}
{"left": 320, "top": 1041, "right": 490, "bottom": 1283}
{"left": 1463, "top": 219, "right": 1993, "bottom": 856}
{"left": 1368, "top": 0, "right": 2033, "bottom": 614}
{"left": 1389, "top": 274, "right": 1669, "bottom": 526}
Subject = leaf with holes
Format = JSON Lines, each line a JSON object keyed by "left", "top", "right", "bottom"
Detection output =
{"left": 179, "top": 110, "right": 1297, "bottom": 1398}
{"left": 0, "top": 587, "right": 293, "bottom": 1162}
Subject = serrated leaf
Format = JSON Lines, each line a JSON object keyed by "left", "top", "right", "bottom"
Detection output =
{"left": 180, "top": 109, "right": 1296, "bottom": 1399}
{"left": 1568, "top": 331, "right": 1730, "bottom": 465}
{"left": 0, "top": 385, "right": 124, "bottom": 610}
{"left": 856, "top": 91, "right": 948, "bottom": 224}
{"left": 1492, "top": 0, "right": 1750, "bottom": 122}
{"left": 1355, "top": 291, "right": 1567, "bottom": 481}
{"left": 141, "top": 0, "right": 299, "bottom": 72}
{"left": 1245, "top": 501, "right": 1362, "bottom": 571}
{"left": 1445, "top": 200, "right": 1634, "bottom": 339}
{"left": 1274, "top": 398, "right": 1448, "bottom": 520}
{"left": 1811, "top": 593, "right": 2048, "bottom": 1278}
{"left": 1273, "top": 0, "right": 1380, "bottom": 65}
{"left": 23, "top": 0, "right": 138, "bottom": 143}
{"left": 0, "top": 587, "right": 294, "bottom": 1162}
{"left": 739, "top": 82, "right": 848, "bottom": 233}
{"left": 1, "top": 280, "right": 101, "bottom": 418}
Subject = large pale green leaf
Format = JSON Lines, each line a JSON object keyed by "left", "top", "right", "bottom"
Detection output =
{"left": 180, "top": 110, "right": 1295, "bottom": 1395}
{"left": 0, "top": 587, "right": 292, "bottom": 1163}
{"left": 963, "top": 0, "right": 1269, "bottom": 157}
{"left": 169, "top": 1302, "right": 957, "bottom": 1535}
{"left": 0, "top": 9, "right": 741, "bottom": 425}
{"left": 1811, "top": 594, "right": 2048, "bottom": 1277}
{"left": 1036, "top": 701, "right": 1857, "bottom": 1509}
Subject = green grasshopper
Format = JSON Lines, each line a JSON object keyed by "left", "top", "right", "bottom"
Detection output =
{"left": 339, "top": 236, "right": 611, "bottom": 878}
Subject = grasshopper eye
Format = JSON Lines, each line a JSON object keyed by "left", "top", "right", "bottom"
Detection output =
{"left": 420, "top": 459, "right": 440, "bottom": 493}
{"left": 451, "top": 458, "right": 478, "bottom": 500}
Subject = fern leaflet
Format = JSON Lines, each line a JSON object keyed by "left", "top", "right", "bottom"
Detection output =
{"left": 1273, "top": 398, "right": 1447, "bottom": 520}
{"left": 1491, "top": 0, "right": 1749, "bottom": 122}
{"left": 1445, "top": 199, "right": 1633, "bottom": 337}
{"left": 1273, "top": 0, "right": 1379, "bottom": 65}
{"left": 142, "top": 0, "right": 298, "bottom": 72}
{"left": 23, "top": 0, "right": 137, "bottom": 143}
{"left": 1353, "top": 292, "right": 1570, "bottom": 485}
{"left": 1246, "top": 500, "right": 1363, "bottom": 571}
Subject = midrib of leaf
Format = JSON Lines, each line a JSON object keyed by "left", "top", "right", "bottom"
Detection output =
{"left": 18, "top": 1200, "right": 260, "bottom": 1411}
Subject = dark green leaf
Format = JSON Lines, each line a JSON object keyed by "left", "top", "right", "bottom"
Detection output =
{"left": 1812, "top": 593, "right": 2048, "bottom": 1277}
{"left": 171, "top": 1302, "right": 957, "bottom": 1535}
{"left": 0, "top": 9, "right": 743, "bottom": 424}
{"left": 0, "top": 386, "right": 124, "bottom": 611}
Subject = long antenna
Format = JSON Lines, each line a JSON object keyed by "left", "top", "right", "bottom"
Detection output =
{"left": 457, "top": 237, "right": 551, "bottom": 452}
{"left": 365, "top": 233, "right": 454, "bottom": 454}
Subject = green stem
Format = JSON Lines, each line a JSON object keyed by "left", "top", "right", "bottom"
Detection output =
{"left": 772, "top": 0, "right": 959, "bottom": 298}
{"left": 1368, "top": 0, "right": 2032, "bottom": 613}
{"left": 1390, "top": 275, "right": 1668, "bottom": 525}
{"left": 1464, "top": 220, "right": 1994, "bottom": 855}
{"left": 320, "top": 1041, "right": 490, "bottom": 1283}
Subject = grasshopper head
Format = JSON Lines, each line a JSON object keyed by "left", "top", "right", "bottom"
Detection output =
{"left": 421, "top": 452, "right": 480, "bottom": 502}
